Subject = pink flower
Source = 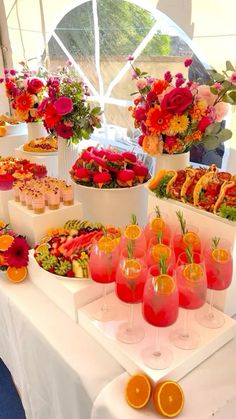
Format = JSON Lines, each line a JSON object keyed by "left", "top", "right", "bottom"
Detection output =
{"left": 56, "top": 123, "right": 73, "bottom": 139}
{"left": 184, "top": 58, "right": 193, "bottom": 67}
{"left": 0, "top": 78, "right": 4, "bottom": 83}
{"left": 146, "top": 90, "right": 157, "bottom": 103}
{"left": 214, "top": 101, "right": 229, "bottom": 122}
{"left": 175, "top": 72, "right": 184, "bottom": 79}
{"left": 54, "top": 96, "right": 73, "bottom": 115}
{"left": 196, "top": 85, "right": 216, "bottom": 106}
{"left": 10, "top": 69, "right": 17, "bottom": 76}
{"left": 138, "top": 134, "right": 144, "bottom": 146}
{"left": 175, "top": 78, "right": 185, "bottom": 88}
{"left": 4, "top": 69, "right": 8, "bottom": 75}
{"left": 197, "top": 116, "right": 212, "bottom": 132}
{"left": 164, "top": 71, "right": 172, "bottom": 82}
{"left": 133, "top": 106, "right": 146, "bottom": 122}
{"left": 127, "top": 55, "right": 134, "bottom": 61}
{"left": 161, "top": 87, "right": 193, "bottom": 114}
{"left": 136, "top": 78, "right": 147, "bottom": 90}
{"left": 66, "top": 60, "right": 72, "bottom": 66}
{"left": 213, "top": 82, "right": 223, "bottom": 92}
{"left": 131, "top": 71, "right": 138, "bottom": 80}
{"left": 229, "top": 71, "right": 236, "bottom": 85}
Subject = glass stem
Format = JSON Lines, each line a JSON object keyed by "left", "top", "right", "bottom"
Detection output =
{"left": 208, "top": 289, "right": 215, "bottom": 319}
{"left": 154, "top": 327, "right": 161, "bottom": 356}
{"left": 101, "top": 284, "right": 108, "bottom": 312}
{"left": 128, "top": 304, "right": 134, "bottom": 331}
{"left": 182, "top": 310, "right": 189, "bottom": 339}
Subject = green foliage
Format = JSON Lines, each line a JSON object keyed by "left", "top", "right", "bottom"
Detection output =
{"left": 219, "top": 205, "right": 236, "bottom": 221}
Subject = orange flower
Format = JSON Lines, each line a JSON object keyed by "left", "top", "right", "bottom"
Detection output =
{"left": 152, "top": 80, "right": 168, "bottom": 95}
{"left": 15, "top": 92, "right": 33, "bottom": 113}
{"left": 184, "top": 130, "right": 203, "bottom": 143}
{"left": 146, "top": 106, "right": 171, "bottom": 134}
{"left": 142, "top": 135, "right": 163, "bottom": 156}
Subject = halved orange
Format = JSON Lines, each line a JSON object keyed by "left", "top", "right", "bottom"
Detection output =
{"left": 150, "top": 217, "right": 165, "bottom": 233}
{"left": 6, "top": 266, "right": 28, "bottom": 283}
{"left": 98, "top": 236, "right": 116, "bottom": 253}
{"left": 183, "top": 232, "right": 200, "bottom": 247}
{"left": 0, "top": 234, "right": 14, "bottom": 251}
{"left": 125, "top": 373, "right": 152, "bottom": 409}
{"left": 212, "top": 248, "right": 229, "bottom": 263}
{"left": 151, "top": 244, "right": 171, "bottom": 262}
{"left": 153, "top": 274, "right": 175, "bottom": 295}
{"left": 153, "top": 380, "right": 184, "bottom": 417}
{"left": 183, "top": 263, "right": 203, "bottom": 282}
{"left": 123, "top": 259, "right": 141, "bottom": 279}
{"left": 124, "top": 224, "right": 142, "bottom": 241}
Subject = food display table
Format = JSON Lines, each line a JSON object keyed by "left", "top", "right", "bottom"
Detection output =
{"left": 0, "top": 133, "right": 28, "bottom": 156}
{"left": 15, "top": 146, "right": 58, "bottom": 177}
{"left": 0, "top": 189, "right": 14, "bottom": 222}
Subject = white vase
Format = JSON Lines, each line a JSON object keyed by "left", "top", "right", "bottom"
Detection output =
{"left": 27, "top": 121, "right": 48, "bottom": 140}
{"left": 153, "top": 152, "right": 190, "bottom": 174}
{"left": 74, "top": 183, "right": 148, "bottom": 227}
{"left": 57, "top": 137, "right": 79, "bottom": 183}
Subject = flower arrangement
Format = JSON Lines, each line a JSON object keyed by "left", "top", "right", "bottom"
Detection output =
{"left": 39, "top": 62, "right": 102, "bottom": 144}
{"left": 70, "top": 146, "right": 150, "bottom": 188}
{"left": 0, "top": 63, "right": 47, "bottom": 122}
{"left": 128, "top": 57, "right": 236, "bottom": 156}
{"left": 0, "top": 220, "right": 30, "bottom": 283}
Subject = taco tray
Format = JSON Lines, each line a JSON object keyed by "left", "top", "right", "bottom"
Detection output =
{"left": 148, "top": 192, "right": 236, "bottom": 316}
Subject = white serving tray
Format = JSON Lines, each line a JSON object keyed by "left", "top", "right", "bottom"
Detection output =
{"left": 148, "top": 193, "right": 236, "bottom": 316}
{"left": 78, "top": 292, "right": 236, "bottom": 382}
{"left": 8, "top": 200, "right": 83, "bottom": 248}
{"left": 28, "top": 250, "right": 114, "bottom": 322}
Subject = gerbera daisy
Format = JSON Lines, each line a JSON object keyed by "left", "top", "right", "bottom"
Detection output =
{"left": 152, "top": 79, "right": 168, "bottom": 95}
{"left": 15, "top": 92, "right": 33, "bottom": 113}
{"left": 168, "top": 114, "right": 189, "bottom": 134}
{"left": 4, "top": 237, "right": 30, "bottom": 268}
{"left": 146, "top": 105, "right": 171, "bottom": 134}
{"left": 45, "top": 103, "right": 61, "bottom": 128}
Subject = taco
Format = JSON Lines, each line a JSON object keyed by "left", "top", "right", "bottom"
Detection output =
{"left": 166, "top": 169, "right": 187, "bottom": 200}
{"left": 214, "top": 177, "right": 236, "bottom": 220}
{"left": 148, "top": 169, "right": 175, "bottom": 198}
{"left": 193, "top": 171, "right": 232, "bottom": 212}
{"left": 181, "top": 167, "right": 208, "bottom": 204}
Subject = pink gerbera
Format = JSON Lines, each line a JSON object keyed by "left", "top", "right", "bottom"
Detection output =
{"left": 54, "top": 96, "right": 73, "bottom": 115}
{"left": 4, "top": 237, "right": 30, "bottom": 268}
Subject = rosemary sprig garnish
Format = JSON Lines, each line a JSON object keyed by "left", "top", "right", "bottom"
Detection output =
{"left": 211, "top": 237, "right": 220, "bottom": 250}
{"left": 159, "top": 255, "right": 167, "bottom": 275}
{"left": 185, "top": 246, "right": 193, "bottom": 263}
{"left": 155, "top": 205, "right": 161, "bottom": 218}
{"left": 176, "top": 210, "right": 188, "bottom": 235}
{"left": 127, "top": 240, "right": 134, "bottom": 259}
{"left": 157, "top": 230, "right": 163, "bottom": 244}
{"left": 131, "top": 213, "right": 138, "bottom": 225}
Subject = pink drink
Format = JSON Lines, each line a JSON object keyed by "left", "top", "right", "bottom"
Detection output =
{"left": 142, "top": 266, "right": 179, "bottom": 327}
{"left": 204, "top": 249, "right": 233, "bottom": 290}
{"left": 115, "top": 256, "right": 147, "bottom": 303}
{"left": 176, "top": 262, "right": 207, "bottom": 309}
{"left": 144, "top": 220, "right": 172, "bottom": 246}
{"left": 173, "top": 229, "right": 201, "bottom": 261}
{"left": 89, "top": 245, "right": 119, "bottom": 284}
{"left": 146, "top": 238, "right": 175, "bottom": 268}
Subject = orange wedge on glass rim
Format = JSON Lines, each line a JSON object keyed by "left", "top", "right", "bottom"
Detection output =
{"left": 212, "top": 248, "right": 229, "bottom": 263}
{"left": 125, "top": 373, "right": 152, "bottom": 409}
{"left": 153, "top": 380, "right": 184, "bottom": 417}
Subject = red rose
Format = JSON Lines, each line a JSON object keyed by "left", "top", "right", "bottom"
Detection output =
{"left": 197, "top": 116, "right": 212, "bottom": 132}
{"left": 161, "top": 87, "right": 193, "bottom": 114}
{"left": 133, "top": 106, "right": 146, "bottom": 122}
{"left": 27, "top": 78, "right": 44, "bottom": 94}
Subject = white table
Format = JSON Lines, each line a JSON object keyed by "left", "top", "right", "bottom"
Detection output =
{"left": 0, "top": 275, "right": 236, "bottom": 419}
{"left": 0, "top": 133, "right": 28, "bottom": 156}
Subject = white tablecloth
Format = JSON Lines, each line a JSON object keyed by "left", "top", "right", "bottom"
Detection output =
{"left": 0, "top": 133, "right": 28, "bottom": 156}
{"left": 0, "top": 274, "right": 236, "bottom": 419}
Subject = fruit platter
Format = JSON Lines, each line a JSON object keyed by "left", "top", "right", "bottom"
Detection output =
{"left": 0, "top": 157, "right": 47, "bottom": 190}
{"left": 22, "top": 136, "right": 58, "bottom": 153}
{"left": 34, "top": 220, "right": 121, "bottom": 279}
{"left": 70, "top": 146, "right": 150, "bottom": 188}
{"left": 149, "top": 165, "right": 236, "bottom": 221}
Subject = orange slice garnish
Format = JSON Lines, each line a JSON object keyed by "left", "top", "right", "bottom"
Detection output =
{"left": 124, "top": 224, "right": 142, "bottom": 241}
{"left": 0, "top": 234, "right": 14, "bottom": 251}
{"left": 183, "top": 263, "right": 203, "bottom": 282}
{"left": 212, "top": 248, "right": 229, "bottom": 263}
{"left": 123, "top": 259, "right": 141, "bottom": 279}
{"left": 6, "top": 266, "right": 28, "bottom": 283}
{"left": 98, "top": 236, "right": 116, "bottom": 253}
{"left": 151, "top": 244, "right": 171, "bottom": 262}
{"left": 153, "top": 274, "right": 175, "bottom": 295}
{"left": 150, "top": 217, "right": 165, "bottom": 233}
{"left": 183, "top": 232, "right": 200, "bottom": 247}
{"left": 125, "top": 374, "right": 152, "bottom": 409}
{"left": 153, "top": 380, "right": 184, "bottom": 417}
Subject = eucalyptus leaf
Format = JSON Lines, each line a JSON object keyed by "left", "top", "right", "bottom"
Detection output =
{"left": 226, "top": 60, "right": 235, "bottom": 71}
{"left": 222, "top": 80, "right": 232, "bottom": 89}
{"left": 81, "top": 129, "right": 90, "bottom": 139}
{"left": 210, "top": 87, "right": 218, "bottom": 95}
{"left": 213, "top": 73, "right": 225, "bottom": 83}
{"left": 217, "top": 128, "right": 232, "bottom": 141}
{"left": 229, "top": 91, "right": 236, "bottom": 103}
{"left": 205, "top": 122, "right": 221, "bottom": 135}
{"left": 203, "top": 136, "right": 221, "bottom": 150}
{"left": 223, "top": 95, "right": 235, "bottom": 104}
{"left": 91, "top": 106, "right": 101, "bottom": 115}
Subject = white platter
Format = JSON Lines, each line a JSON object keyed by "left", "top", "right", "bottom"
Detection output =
{"left": 19, "top": 144, "right": 58, "bottom": 156}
